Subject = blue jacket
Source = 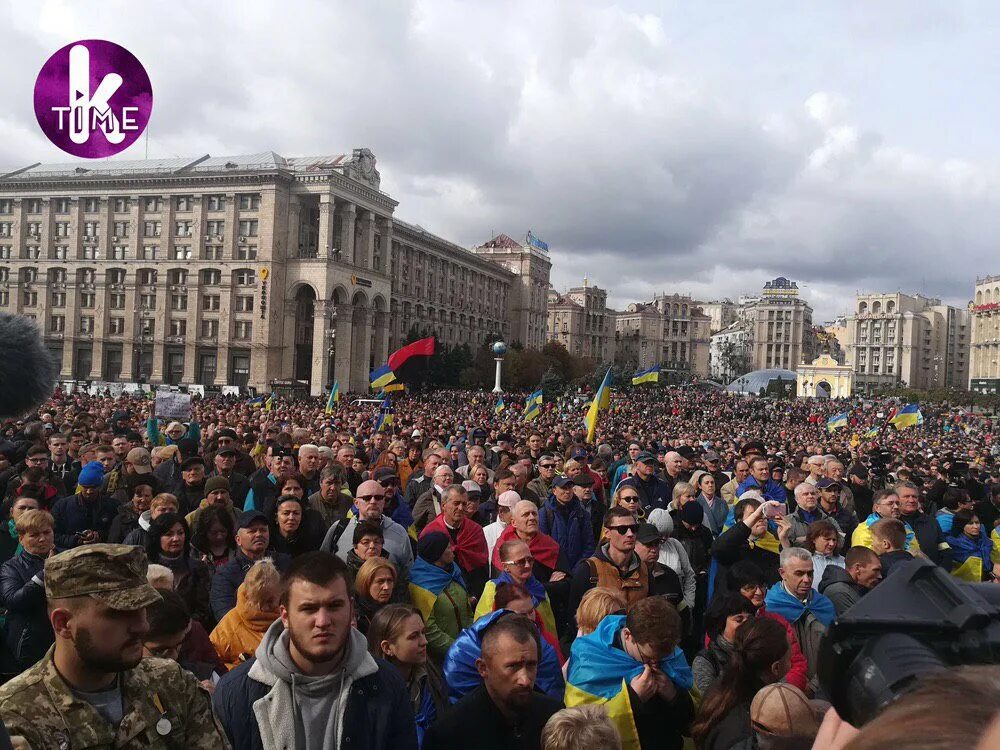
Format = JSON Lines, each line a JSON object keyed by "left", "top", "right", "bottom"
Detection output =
{"left": 209, "top": 550, "right": 291, "bottom": 622}
{"left": 736, "top": 477, "right": 787, "bottom": 504}
{"left": 538, "top": 496, "right": 595, "bottom": 569}
{"left": 213, "top": 655, "right": 416, "bottom": 750}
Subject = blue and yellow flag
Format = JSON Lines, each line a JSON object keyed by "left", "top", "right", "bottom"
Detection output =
{"left": 631, "top": 364, "right": 660, "bottom": 385}
{"left": 370, "top": 364, "right": 397, "bottom": 391}
{"left": 947, "top": 533, "right": 992, "bottom": 583}
{"left": 248, "top": 394, "right": 266, "bottom": 407}
{"left": 325, "top": 380, "right": 340, "bottom": 415}
{"left": 523, "top": 390, "right": 543, "bottom": 422}
{"left": 408, "top": 558, "right": 467, "bottom": 620}
{"left": 373, "top": 395, "right": 394, "bottom": 432}
{"left": 565, "top": 615, "right": 693, "bottom": 750}
{"left": 864, "top": 425, "right": 880, "bottom": 439}
{"left": 383, "top": 382, "right": 406, "bottom": 393}
{"left": 584, "top": 369, "right": 612, "bottom": 443}
{"left": 264, "top": 392, "right": 275, "bottom": 412}
{"left": 890, "top": 403, "right": 923, "bottom": 430}
{"left": 495, "top": 396, "right": 505, "bottom": 415}
{"left": 826, "top": 411, "right": 849, "bottom": 433}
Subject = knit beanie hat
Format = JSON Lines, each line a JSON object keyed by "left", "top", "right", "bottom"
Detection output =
{"left": 416, "top": 531, "right": 450, "bottom": 564}
{"left": 680, "top": 501, "right": 705, "bottom": 526}
{"left": 77, "top": 461, "right": 104, "bottom": 488}
{"left": 204, "top": 476, "right": 231, "bottom": 495}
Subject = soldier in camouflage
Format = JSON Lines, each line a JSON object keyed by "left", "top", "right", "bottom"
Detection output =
{"left": 0, "top": 543, "right": 231, "bottom": 749}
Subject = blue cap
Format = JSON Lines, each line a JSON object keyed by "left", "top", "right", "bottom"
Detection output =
{"left": 76, "top": 461, "right": 105, "bottom": 488}
{"left": 553, "top": 475, "right": 575, "bottom": 489}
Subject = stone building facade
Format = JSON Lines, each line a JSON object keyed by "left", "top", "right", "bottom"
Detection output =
{"left": 613, "top": 294, "right": 710, "bottom": 379}
{"left": 968, "top": 274, "right": 999, "bottom": 394}
{"left": 546, "top": 279, "right": 614, "bottom": 361}
{"left": 0, "top": 150, "right": 548, "bottom": 395}
{"left": 746, "top": 277, "right": 813, "bottom": 371}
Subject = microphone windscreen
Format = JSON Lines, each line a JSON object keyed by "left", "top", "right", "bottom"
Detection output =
{"left": 0, "top": 313, "right": 58, "bottom": 418}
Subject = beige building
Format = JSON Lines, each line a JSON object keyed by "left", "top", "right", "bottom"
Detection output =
{"left": 797, "top": 354, "right": 854, "bottom": 398}
{"left": 844, "top": 292, "right": 970, "bottom": 392}
{"left": 470, "top": 234, "right": 551, "bottom": 350}
{"left": 614, "top": 294, "right": 710, "bottom": 379}
{"left": 746, "top": 277, "right": 813, "bottom": 371}
{"left": 0, "top": 150, "right": 547, "bottom": 395}
{"left": 970, "top": 274, "right": 1000, "bottom": 393}
{"left": 546, "top": 279, "right": 613, "bottom": 361}
{"left": 700, "top": 299, "right": 738, "bottom": 334}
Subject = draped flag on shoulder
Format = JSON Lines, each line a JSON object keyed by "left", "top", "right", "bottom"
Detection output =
{"left": 373, "top": 395, "right": 394, "bottom": 432}
{"left": 494, "top": 396, "right": 505, "bottom": 415}
{"left": 890, "top": 403, "right": 923, "bottom": 430}
{"left": 826, "top": 411, "right": 849, "bottom": 433}
{"left": 523, "top": 390, "right": 543, "bottom": 422}
{"left": 631, "top": 364, "right": 660, "bottom": 385}
{"left": 370, "top": 364, "right": 397, "bottom": 391}
{"left": 584, "top": 368, "right": 613, "bottom": 443}
{"left": 325, "top": 380, "right": 340, "bottom": 415}
{"left": 263, "top": 392, "right": 275, "bottom": 412}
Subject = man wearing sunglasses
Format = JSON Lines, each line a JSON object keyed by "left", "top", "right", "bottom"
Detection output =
{"left": 527, "top": 454, "right": 558, "bottom": 505}
{"left": 568, "top": 506, "right": 652, "bottom": 626}
{"left": 321, "top": 479, "right": 414, "bottom": 571}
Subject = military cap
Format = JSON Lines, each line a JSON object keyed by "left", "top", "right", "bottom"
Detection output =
{"left": 44, "top": 544, "right": 161, "bottom": 610}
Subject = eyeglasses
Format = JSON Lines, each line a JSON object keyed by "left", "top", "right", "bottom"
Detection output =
{"left": 539, "top": 463, "right": 555, "bottom": 469}
{"left": 619, "top": 494, "right": 639, "bottom": 502}
{"left": 379, "top": 480, "right": 399, "bottom": 488}
{"left": 504, "top": 556, "right": 534, "bottom": 567}
{"left": 606, "top": 524, "right": 638, "bottom": 535}
{"left": 357, "top": 494, "right": 385, "bottom": 501}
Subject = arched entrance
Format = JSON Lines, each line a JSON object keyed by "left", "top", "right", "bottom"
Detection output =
{"left": 293, "top": 286, "right": 316, "bottom": 382}
{"left": 816, "top": 380, "right": 832, "bottom": 398}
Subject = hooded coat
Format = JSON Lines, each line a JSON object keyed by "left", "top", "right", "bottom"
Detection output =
{"left": 210, "top": 583, "right": 279, "bottom": 670}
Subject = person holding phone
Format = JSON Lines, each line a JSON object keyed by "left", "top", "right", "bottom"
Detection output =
{"left": 710, "top": 496, "right": 783, "bottom": 597}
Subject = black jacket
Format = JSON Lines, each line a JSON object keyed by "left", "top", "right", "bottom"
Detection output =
{"left": 901, "top": 511, "right": 945, "bottom": 565}
{"left": 423, "top": 684, "right": 562, "bottom": 750}
{"left": 107, "top": 505, "right": 141, "bottom": 544}
{"left": 0, "top": 551, "right": 54, "bottom": 671}
{"left": 818, "top": 564, "right": 865, "bottom": 616}
{"left": 268, "top": 508, "right": 326, "bottom": 558}
{"left": 879, "top": 549, "right": 914, "bottom": 579}
{"left": 50, "top": 493, "right": 119, "bottom": 548}
{"left": 710, "top": 522, "right": 779, "bottom": 598}
{"left": 209, "top": 549, "right": 291, "bottom": 622}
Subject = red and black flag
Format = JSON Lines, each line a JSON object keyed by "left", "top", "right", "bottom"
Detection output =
{"left": 388, "top": 337, "right": 436, "bottom": 381}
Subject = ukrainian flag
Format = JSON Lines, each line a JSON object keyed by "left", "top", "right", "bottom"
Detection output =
{"left": 826, "top": 412, "right": 849, "bottom": 433}
{"left": 890, "top": 403, "right": 923, "bottom": 430}
{"left": 947, "top": 534, "right": 993, "bottom": 583}
{"left": 325, "top": 380, "right": 340, "bottom": 415}
{"left": 248, "top": 394, "right": 266, "bottom": 407}
{"left": 631, "top": 364, "right": 660, "bottom": 385}
{"left": 373, "top": 395, "right": 394, "bottom": 432}
{"left": 383, "top": 382, "right": 406, "bottom": 393}
{"left": 523, "top": 390, "right": 543, "bottom": 422}
{"left": 565, "top": 614, "right": 693, "bottom": 750}
{"left": 408, "top": 557, "right": 467, "bottom": 620}
{"left": 584, "top": 369, "right": 613, "bottom": 443}
{"left": 264, "top": 392, "right": 275, "bottom": 412}
{"left": 864, "top": 425, "right": 880, "bottom": 439}
{"left": 495, "top": 396, "right": 505, "bottom": 415}
{"left": 370, "top": 364, "right": 397, "bottom": 390}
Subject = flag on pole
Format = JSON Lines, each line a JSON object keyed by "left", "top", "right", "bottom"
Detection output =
{"left": 631, "top": 364, "right": 660, "bottom": 385}
{"left": 495, "top": 396, "right": 506, "bottom": 415}
{"left": 826, "top": 412, "right": 849, "bottom": 433}
{"left": 373, "top": 395, "right": 394, "bottom": 432}
{"left": 370, "top": 364, "right": 397, "bottom": 390}
{"left": 523, "top": 390, "right": 543, "bottom": 422}
{"left": 383, "top": 383, "right": 406, "bottom": 393}
{"left": 890, "top": 403, "right": 923, "bottom": 430}
{"left": 864, "top": 425, "right": 880, "bottom": 439}
{"left": 584, "top": 369, "right": 613, "bottom": 443}
{"left": 264, "top": 392, "right": 275, "bottom": 412}
{"left": 325, "top": 381, "right": 340, "bottom": 415}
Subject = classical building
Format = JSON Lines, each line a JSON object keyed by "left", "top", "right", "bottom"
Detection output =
{"left": 0, "top": 149, "right": 548, "bottom": 394}
{"left": 709, "top": 321, "right": 752, "bottom": 382}
{"left": 844, "top": 292, "right": 970, "bottom": 392}
{"left": 700, "top": 299, "right": 738, "bottom": 334}
{"left": 614, "top": 294, "right": 710, "bottom": 379}
{"left": 546, "top": 279, "right": 614, "bottom": 361}
{"left": 745, "top": 277, "right": 813, "bottom": 371}
{"left": 797, "top": 354, "right": 854, "bottom": 398}
{"left": 470, "top": 233, "right": 551, "bottom": 350}
{"left": 970, "top": 274, "right": 1000, "bottom": 394}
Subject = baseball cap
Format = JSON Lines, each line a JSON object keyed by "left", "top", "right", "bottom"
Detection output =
{"left": 552, "top": 475, "right": 575, "bottom": 489}
{"left": 181, "top": 456, "right": 206, "bottom": 471}
{"left": 125, "top": 447, "right": 152, "bottom": 475}
{"left": 216, "top": 428, "right": 238, "bottom": 441}
{"left": 741, "top": 440, "right": 766, "bottom": 456}
{"left": 750, "top": 683, "right": 820, "bottom": 738}
{"left": 848, "top": 464, "right": 869, "bottom": 480}
{"left": 635, "top": 451, "right": 659, "bottom": 465}
{"left": 569, "top": 446, "right": 588, "bottom": 460}
{"left": 574, "top": 473, "right": 595, "bottom": 487}
{"left": 817, "top": 477, "right": 842, "bottom": 490}
{"left": 497, "top": 490, "right": 521, "bottom": 509}
{"left": 44, "top": 544, "right": 161, "bottom": 611}
{"left": 373, "top": 467, "right": 399, "bottom": 484}
{"left": 216, "top": 447, "right": 238, "bottom": 457}
{"left": 204, "top": 476, "right": 231, "bottom": 495}
{"left": 635, "top": 523, "right": 662, "bottom": 546}
{"left": 677, "top": 445, "right": 697, "bottom": 461}
{"left": 703, "top": 451, "right": 721, "bottom": 462}
{"left": 497, "top": 433, "right": 514, "bottom": 445}
{"left": 462, "top": 480, "right": 482, "bottom": 496}
{"left": 236, "top": 510, "right": 268, "bottom": 529}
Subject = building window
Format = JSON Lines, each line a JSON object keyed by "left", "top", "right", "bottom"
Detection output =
{"left": 0, "top": 200, "right": 11, "bottom": 214}
{"left": 0, "top": 290, "right": 7, "bottom": 306}
{"left": 138, "top": 269, "right": 156, "bottom": 285}
{"left": 236, "top": 245, "right": 257, "bottom": 260}
{"left": 238, "top": 219, "right": 258, "bottom": 237}
{"left": 172, "top": 245, "right": 192, "bottom": 260}
{"left": 24, "top": 246, "right": 40, "bottom": 260}
{"left": 206, "top": 220, "right": 224, "bottom": 237}
{"left": 207, "top": 195, "right": 226, "bottom": 211}
{"left": 26, "top": 199, "right": 42, "bottom": 214}
{"left": 55, "top": 222, "right": 70, "bottom": 237}
{"left": 108, "top": 269, "right": 126, "bottom": 285}
{"left": 143, "top": 196, "right": 161, "bottom": 212}
{"left": 167, "top": 269, "right": 187, "bottom": 286}
{"left": 175, "top": 220, "right": 193, "bottom": 237}
{"left": 113, "top": 221, "right": 129, "bottom": 238}
{"left": 203, "top": 246, "right": 223, "bottom": 260}
{"left": 202, "top": 295, "right": 220, "bottom": 311}
{"left": 83, "top": 198, "right": 99, "bottom": 213}
{"left": 234, "top": 320, "right": 252, "bottom": 339}
{"left": 234, "top": 269, "right": 255, "bottom": 286}
{"left": 0, "top": 246, "right": 9, "bottom": 260}
{"left": 54, "top": 198, "right": 70, "bottom": 213}
{"left": 144, "top": 221, "right": 161, "bottom": 237}
{"left": 235, "top": 295, "right": 253, "bottom": 312}
{"left": 238, "top": 193, "right": 260, "bottom": 210}
{"left": 201, "top": 269, "right": 221, "bottom": 285}
{"left": 81, "top": 246, "right": 101, "bottom": 260}
{"left": 50, "top": 292, "right": 65, "bottom": 308}
{"left": 110, "top": 293, "right": 125, "bottom": 309}
{"left": 0, "top": 268, "right": 8, "bottom": 283}
{"left": 169, "top": 319, "right": 187, "bottom": 336}
{"left": 201, "top": 319, "right": 219, "bottom": 338}
{"left": 170, "top": 294, "right": 188, "bottom": 311}
{"left": 109, "top": 317, "right": 124, "bottom": 335}
{"left": 175, "top": 196, "right": 193, "bottom": 212}
{"left": 113, "top": 197, "right": 129, "bottom": 213}
{"left": 139, "top": 293, "right": 156, "bottom": 309}
{"left": 80, "top": 292, "right": 96, "bottom": 309}
{"left": 49, "top": 316, "right": 65, "bottom": 333}
{"left": 0, "top": 223, "right": 10, "bottom": 238}
{"left": 111, "top": 245, "right": 127, "bottom": 260}
{"left": 142, "top": 245, "right": 158, "bottom": 260}
{"left": 79, "top": 317, "right": 94, "bottom": 334}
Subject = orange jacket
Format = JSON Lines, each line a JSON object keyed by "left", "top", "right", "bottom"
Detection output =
{"left": 209, "top": 583, "right": 279, "bottom": 670}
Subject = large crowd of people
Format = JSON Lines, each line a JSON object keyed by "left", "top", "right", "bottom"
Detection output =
{"left": 0, "top": 382, "right": 996, "bottom": 749}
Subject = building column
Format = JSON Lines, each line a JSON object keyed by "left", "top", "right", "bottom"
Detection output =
{"left": 214, "top": 345, "right": 230, "bottom": 386}
{"left": 287, "top": 198, "right": 302, "bottom": 259}
{"left": 377, "top": 216, "right": 393, "bottom": 275}
{"left": 60, "top": 281, "right": 79, "bottom": 379}
{"left": 281, "top": 298, "right": 297, "bottom": 380}
{"left": 337, "top": 201, "right": 355, "bottom": 264}
{"left": 373, "top": 310, "right": 389, "bottom": 366}
{"left": 310, "top": 301, "right": 331, "bottom": 397}
{"left": 333, "top": 305, "right": 354, "bottom": 392}
{"left": 357, "top": 210, "right": 375, "bottom": 269}
{"left": 317, "top": 195, "right": 333, "bottom": 260}
{"left": 88, "top": 273, "right": 107, "bottom": 380}
{"left": 149, "top": 275, "right": 167, "bottom": 385}
{"left": 350, "top": 308, "right": 371, "bottom": 394}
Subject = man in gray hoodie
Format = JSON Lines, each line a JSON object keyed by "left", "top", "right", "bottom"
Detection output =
{"left": 213, "top": 551, "right": 417, "bottom": 750}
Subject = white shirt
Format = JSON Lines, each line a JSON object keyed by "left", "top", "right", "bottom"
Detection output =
{"left": 484, "top": 519, "right": 508, "bottom": 561}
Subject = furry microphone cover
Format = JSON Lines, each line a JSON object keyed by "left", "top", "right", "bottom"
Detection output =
{"left": 0, "top": 313, "right": 58, "bottom": 418}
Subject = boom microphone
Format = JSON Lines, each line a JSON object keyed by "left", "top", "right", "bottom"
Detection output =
{"left": 0, "top": 313, "right": 58, "bottom": 418}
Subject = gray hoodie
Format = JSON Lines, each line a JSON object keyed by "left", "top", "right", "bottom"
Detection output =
{"left": 249, "top": 619, "right": 378, "bottom": 750}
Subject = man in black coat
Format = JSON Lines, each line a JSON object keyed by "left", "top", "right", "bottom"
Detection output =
{"left": 423, "top": 614, "right": 562, "bottom": 750}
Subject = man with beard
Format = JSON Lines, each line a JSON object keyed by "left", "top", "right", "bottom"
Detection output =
{"left": 423, "top": 614, "right": 562, "bottom": 750}
{"left": 214, "top": 551, "right": 417, "bottom": 750}
{"left": 0, "top": 544, "right": 229, "bottom": 748}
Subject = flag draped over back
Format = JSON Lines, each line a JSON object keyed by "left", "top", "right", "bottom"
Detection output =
{"left": 523, "top": 390, "right": 543, "bottom": 422}
{"left": 890, "top": 403, "right": 923, "bottom": 429}
{"left": 325, "top": 380, "right": 340, "bottom": 415}
{"left": 264, "top": 392, "right": 275, "bottom": 412}
{"left": 373, "top": 395, "right": 394, "bottom": 432}
{"left": 631, "top": 364, "right": 660, "bottom": 385}
{"left": 494, "top": 396, "right": 505, "bottom": 415}
{"left": 584, "top": 369, "right": 613, "bottom": 443}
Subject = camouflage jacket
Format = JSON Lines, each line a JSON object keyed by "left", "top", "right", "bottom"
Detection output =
{"left": 0, "top": 649, "right": 231, "bottom": 750}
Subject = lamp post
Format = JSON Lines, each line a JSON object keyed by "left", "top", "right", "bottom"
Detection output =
{"left": 491, "top": 340, "right": 507, "bottom": 394}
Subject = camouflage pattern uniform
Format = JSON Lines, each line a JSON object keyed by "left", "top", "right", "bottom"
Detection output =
{"left": 0, "top": 544, "right": 231, "bottom": 749}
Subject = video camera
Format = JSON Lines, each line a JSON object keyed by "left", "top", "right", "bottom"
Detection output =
{"left": 818, "top": 558, "right": 1000, "bottom": 726}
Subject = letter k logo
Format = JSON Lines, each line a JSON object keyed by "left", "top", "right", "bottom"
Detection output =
{"left": 69, "top": 44, "right": 124, "bottom": 145}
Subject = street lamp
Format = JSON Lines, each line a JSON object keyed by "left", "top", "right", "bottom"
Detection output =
{"left": 491, "top": 340, "right": 507, "bottom": 394}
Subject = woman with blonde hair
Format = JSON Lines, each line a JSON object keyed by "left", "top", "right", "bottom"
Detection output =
{"left": 354, "top": 556, "right": 399, "bottom": 634}
{"left": 209, "top": 559, "right": 280, "bottom": 669}
{"left": 574, "top": 586, "right": 627, "bottom": 637}
{"left": 0, "top": 509, "right": 56, "bottom": 670}
{"left": 542, "top": 705, "right": 621, "bottom": 750}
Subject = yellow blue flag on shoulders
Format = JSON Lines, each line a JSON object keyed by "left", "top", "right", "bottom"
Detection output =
{"left": 584, "top": 368, "right": 612, "bottom": 443}
{"left": 370, "top": 364, "right": 397, "bottom": 391}
{"left": 373, "top": 395, "right": 394, "bottom": 432}
{"left": 631, "top": 364, "right": 660, "bottom": 385}
{"left": 523, "top": 390, "right": 543, "bottom": 422}
{"left": 264, "top": 392, "right": 275, "bottom": 412}
{"left": 565, "top": 614, "right": 693, "bottom": 750}
{"left": 408, "top": 558, "right": 466, "bottom": 620}
{"left": 325, "top": 380, "right": 340, "bottom": 415}
{"left": 826, "top": 411, "right": 849, "bottom": 433}
{"left": 495, "top": 396, "right": 505, "bottom": 415}
{"left": 890, "top": 403, "right": 923, "bottom": 430}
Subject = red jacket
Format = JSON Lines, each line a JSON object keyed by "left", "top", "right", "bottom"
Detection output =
{"left": 759, "top": 606, "right": 809, "bottom": 693}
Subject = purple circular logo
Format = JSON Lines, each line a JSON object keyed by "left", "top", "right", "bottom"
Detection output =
{"left": 34, "top": 39, "right": 153, "bottom": 159}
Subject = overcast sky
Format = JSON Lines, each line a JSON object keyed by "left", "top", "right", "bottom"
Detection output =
{"left": 4, "top": 1, "right": 1000, "bottom": 323}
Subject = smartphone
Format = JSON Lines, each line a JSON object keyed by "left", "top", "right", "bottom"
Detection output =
{"left": 764, "top": 502, "right": 786, "bottom": 520}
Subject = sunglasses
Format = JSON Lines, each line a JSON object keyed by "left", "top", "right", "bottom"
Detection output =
{"left": 539, "top": 463, "right": 556, "bottom": 469}
{"left": 606, "top": 524, "right": 638, "bottom": 535}
{"left": 504, "top": 556, "right": 534, "bottom": 568}
{"left": 379, "top": 479, "right": 399, "bottom": 488}
{"left": 619, "top": 494, "right": 639, "bottom": 502}
{"left": 356, "top": 494, "right": 385, "bottom": 501}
